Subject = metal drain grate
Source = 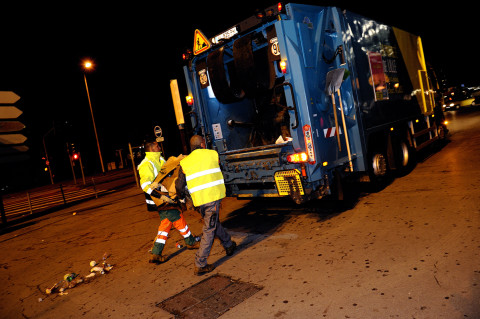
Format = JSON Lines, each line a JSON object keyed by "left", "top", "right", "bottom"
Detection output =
{"left": 157, "top": 274, "right": 263, "bottom": 318}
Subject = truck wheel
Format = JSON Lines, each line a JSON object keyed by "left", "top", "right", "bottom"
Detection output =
{"left": 398, "top": 141, "right": 410, "bottom": 167}
{"left": 371, "top": 152, "right": 387, "bottom": 178}
{"left": 437, "top": 124, "right": 448, "bottom": 139}
{"left": 395, "top": 140, "right": 416, "bottom": 176}
{"left": 368, "top": 150, "right": 389, "bottom": 190}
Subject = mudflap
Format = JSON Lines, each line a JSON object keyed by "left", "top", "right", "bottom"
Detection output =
{"left": 285, "top": 175, "right": 304, "bottom": 204}
{"left": 275, "top": 170, "right": 331, "bottom": 204}
{"left": 274, "top": 169, "right": 305, "bottom": 204}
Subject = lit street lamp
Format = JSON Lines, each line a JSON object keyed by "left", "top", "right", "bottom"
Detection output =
{"left": 82, "top": 59, "right": 105, "bottom": 174}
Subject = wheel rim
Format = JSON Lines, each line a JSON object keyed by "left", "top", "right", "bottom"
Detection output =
{"left": 400, "top": 142, "right": 409, "bottom": 167}
{"left": 438, "top": 125, "right": 445, "bottom": 139}
{"left": 372, "top": 153, "right": 387, "bottom": 176}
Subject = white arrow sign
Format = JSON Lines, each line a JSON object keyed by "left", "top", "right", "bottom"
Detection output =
{"left": 0, "top": 91, "right": 21, "bottom": 104}
{"left": 0, "top": 106, "right": 23, "bottom": 119}
{"left": 0, "top": 133, "right": 27, "bottom": 144}
{"left": 0, "top": 91, "right": 27, "bottom": 162}
{"left": 0, "top": 121, "right": 25, "bottom": 132}
{"left": 0, "top": 145, "right": 29, "bottom": 154}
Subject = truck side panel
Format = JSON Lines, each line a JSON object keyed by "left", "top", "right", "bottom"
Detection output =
{"left": 344, "top": 11, "right": 435, "bottom": 134}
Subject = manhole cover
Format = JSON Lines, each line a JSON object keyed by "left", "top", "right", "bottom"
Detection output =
{"left": 157, "top": 274, "right": 263, "bottom": 318}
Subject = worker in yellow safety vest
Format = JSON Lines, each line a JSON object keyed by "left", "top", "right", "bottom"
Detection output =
{"left": 176, "top": 135, "right": 236, "bottom": 275}
{"left": 138, "top": 140, "right": 199, "bottom": 264}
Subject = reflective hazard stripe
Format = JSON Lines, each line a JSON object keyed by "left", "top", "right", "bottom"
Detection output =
{"left": 178, "top": 226, "right": 189, "bottom": 233}
{"left": 149, "top": 160, "right": 158, "bottom": 176}
{"left": 323, "top": 127, "right": 342, "bottom": 138}
{"left": 188, "top": 179, "right": 224, "bottom": 194}
{"left": 178, "top": 226, "right": 192, "bottom": 238}
{"left": 181, "top": 149, "right": 226, "bottom": 207}
{"left": 139, "top": 159, "right": 158, "bottom": 193}
{"left": 185, "top": 167, "right": 221, "bottom": 181}
{"left": 143, "top": 183, "right": 153, "bottom": 194}
{"left": 155, "top": 231, "right": 169, "bottom": 244}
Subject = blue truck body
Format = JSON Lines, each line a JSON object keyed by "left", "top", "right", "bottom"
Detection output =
{"left": 182, "top": 3, "right": 446, "bottom": 203}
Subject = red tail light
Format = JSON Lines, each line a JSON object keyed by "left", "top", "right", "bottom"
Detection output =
{"left": 279, "top": 60, "right": 287, "bottom": 74}
{"left": 287, "top": 152, "right": 308, "bottom": 163}
{"left": 186, "top": 95, "right": 194, "bottom": 106}
{"left": 277, "top": 2, "right": 283, "bottom": 12}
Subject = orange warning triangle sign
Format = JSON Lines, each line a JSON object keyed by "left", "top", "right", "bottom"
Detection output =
{"left": 193, "top": 29, "right": 211, "bottom": 55}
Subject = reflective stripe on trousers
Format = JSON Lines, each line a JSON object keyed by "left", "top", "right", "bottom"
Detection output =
{"left": 152, "top": 212, "right": 193, "bottom": 255}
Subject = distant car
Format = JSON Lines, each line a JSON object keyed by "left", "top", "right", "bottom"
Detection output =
{"left": 472, "top": 90, "right": 480, "bottom": 105}
{"left": 443, "top": 89, "right": 475, "bottom": 110}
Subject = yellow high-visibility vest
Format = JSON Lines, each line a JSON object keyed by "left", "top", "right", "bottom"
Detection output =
{"left": 180, "top": 149, "right": 225, "bottom": 207}
{"left": 137, "top": 152, "right": 166, "bottom": 208}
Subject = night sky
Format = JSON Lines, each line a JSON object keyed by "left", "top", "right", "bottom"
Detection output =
{"left": 0, "top": 1, "right": 477, "bottom": 190}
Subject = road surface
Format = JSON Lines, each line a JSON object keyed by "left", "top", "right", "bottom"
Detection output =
{"left": 0, "top": 108, "right": 479, "bottom": 318}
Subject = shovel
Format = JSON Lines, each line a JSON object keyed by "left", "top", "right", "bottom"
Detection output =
{"left": 326, "top": 69, "right": 344, "bottom": 151}
{"left": 325, "top": 68, "right": 353, "bottom": 172}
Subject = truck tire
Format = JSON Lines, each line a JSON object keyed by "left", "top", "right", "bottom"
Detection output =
{"left": 395, "top": 139, "right": 416, "bottom": 176}
{"left": 368, "top": 149, "right": 390, "bottom": 190}
{"left": 398, "top": 140, "right": 410, "bottom": 168}
{"left": 437, "top": 124, "right": 448, "bottom": 140}
{"left": 371, "top": 152, "right": 388, "bottom": 178}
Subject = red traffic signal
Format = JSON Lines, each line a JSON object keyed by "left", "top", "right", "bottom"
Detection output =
{"left": 72, "top": 153, "right": 79, "bottom": 160}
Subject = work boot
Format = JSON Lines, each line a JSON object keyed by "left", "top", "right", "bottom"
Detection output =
{"left": 225, "top": 241, "right": 237, "bottom": 256}
{"left": 194, "top": 264, "right": 216, "bottom": 276}
{"left": 149, "top": 254, "right": 167, "bottom": 264}
{"left": 186, "top": 241, "right": 200, "bottom": 250}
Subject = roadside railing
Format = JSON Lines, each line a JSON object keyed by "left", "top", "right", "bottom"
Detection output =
{"left": 0, "top": 169, "right": 135, "bottom": 225}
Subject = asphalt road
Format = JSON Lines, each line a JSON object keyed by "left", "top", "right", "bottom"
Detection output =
{"left": 0, "top": 108, "right": 479, "bottom": 318}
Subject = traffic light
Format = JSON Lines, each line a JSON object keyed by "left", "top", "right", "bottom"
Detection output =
{"left": 41, "top": 156, "right": 49, "bottom": 171}
{"left": 67, "top": 142, "right": 80, "bottom": 161}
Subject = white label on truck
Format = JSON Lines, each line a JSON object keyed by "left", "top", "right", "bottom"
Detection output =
{"left": 270, "top": 37, "right": 280, "bottom": 56}
{"left": 212, "top": 123, "right": 223, "bottom": 140}
{"left": 212, "top": 26, "right": 238, "bottom": 45}
{"left": 303, "top": 124, "right": 316, "bottom": 164}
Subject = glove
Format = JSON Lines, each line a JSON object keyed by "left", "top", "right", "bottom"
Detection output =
{"left": 150, "top": 190, "right": 162, "bottom": 198}
{"left": 175, "top": 198, "right": 187, "bottom": 210}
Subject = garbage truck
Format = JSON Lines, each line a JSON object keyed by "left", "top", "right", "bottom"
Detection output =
{"left": 181, "top": 2, "right": 447, "bottom": 203}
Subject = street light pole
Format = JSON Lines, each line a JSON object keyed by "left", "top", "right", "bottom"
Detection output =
{"left": 83, "top": 61, "right": 105, "bottom": 174}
